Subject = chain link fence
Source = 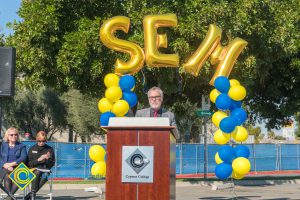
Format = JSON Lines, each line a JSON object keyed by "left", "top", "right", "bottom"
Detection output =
{"left": 22, "top": 142, "right": 300, "bottom": 179}
{"left": 176, "top": 143, "right": 300, "bottom": 174}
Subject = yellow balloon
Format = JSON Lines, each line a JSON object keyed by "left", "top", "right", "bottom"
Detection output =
{"left": 91, "top": 161, "right": 106, "bottom": 177}
{"left": 143, "top": 14, "right": 179, "bottom": 67}
{"left": 214, "top": 129, "right": 230, "bottom": 145}
{"left": 89, "top": 145, "right": 106, "bottom": 162}
{"left": 212, "top": 111, "right": 227, "bottom": 128}
{"left": 229, "top": 79, "right": 240, "bottom": 87}
{"left": 98, "top": 98, "right": 113, "bottom": 113}
{"left": 232, "top": 171, "right": 244, "bottom": 180}
{"left": 231, "top": 126, "right": 248, "bottom": 142}
{"left": 228, "top": 85, "right": 246, "bottom": 101}
{"left": 183, "top": 24, "right": 222, "bottom": 76}
{"left": 112, "top": 100, "right": 129, "bottom": 116}
{"left": 100, "top": 16, "right": 145, "bottom": 75}
{"left": 209, "top": 89, "right": 220, "bottom": 103}
{"left": 232, "top": 157, "right": 251, "bottom": 175}
{"left": 215, "top": 152, "right": 223, "bottom": 164}
{"left": 105, "top": 86, "right": 122, "bottom": 102}
{"left": 104, "top": 73, "right": 120, "bottom": 88}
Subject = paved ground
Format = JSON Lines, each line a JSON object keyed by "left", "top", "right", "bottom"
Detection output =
{"left": 10, "top": 180, "right": 300, "bottom": 200}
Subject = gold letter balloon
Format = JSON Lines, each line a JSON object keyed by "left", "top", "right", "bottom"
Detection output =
{"left": 143, "top": 14, "right": 179, "bottom": 67}
{"left": 100, "top": 16, "right": 145, "bottom": 75}
{"left": 99, "top": 14, "right": 247, "bottom": 81}
{"left": 183, "top": 24, "right": 248, "bottom": 85}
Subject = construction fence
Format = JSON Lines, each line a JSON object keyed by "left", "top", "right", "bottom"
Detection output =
{"left": 22, "top": 142, "right": 300, "bottom": 179}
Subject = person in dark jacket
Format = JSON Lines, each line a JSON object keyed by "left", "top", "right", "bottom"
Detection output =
{"left": 135, "top": 86, "right": 180, "bottom": 139}
{"left": 0, "top": 127, "right": 28, "bottom": 199}
{"left": 25, "top": 131, "right": 55, "bottom": 200}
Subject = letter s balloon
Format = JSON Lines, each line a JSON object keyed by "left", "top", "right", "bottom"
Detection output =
{"left": 100, "top": 16, "right": 145, "bottom": 75}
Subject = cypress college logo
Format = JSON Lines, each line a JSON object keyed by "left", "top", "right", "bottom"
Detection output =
{"left": 122, "top": 146, "right": 154, "bottom": 183}
{"left": 9, "top": 163, "right": 36, "bottom": 190}
{"left": 125, "top": 148, "right": 150, "bottom": 174}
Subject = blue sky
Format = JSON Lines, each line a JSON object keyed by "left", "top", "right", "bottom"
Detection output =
{"left": 0, "top": 0, "right": 22, "bottom": 36}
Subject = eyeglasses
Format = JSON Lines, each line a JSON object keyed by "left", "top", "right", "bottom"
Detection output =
{"left": 148, "top": 96, "right": 161, "bottom": 100}
{"left": 38, "top": 140, "right": 46, "bottom": 143}
{"left": 9, "top": 134, "right": 18, "bottom": 137}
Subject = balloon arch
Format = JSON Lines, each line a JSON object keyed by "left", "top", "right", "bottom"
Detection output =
{"left": 90, "top": 14, "right": 251, "bottom": 180}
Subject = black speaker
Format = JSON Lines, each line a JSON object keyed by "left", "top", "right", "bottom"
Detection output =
{"left": 0, "top": 47, "right": 16, "bottom": 97}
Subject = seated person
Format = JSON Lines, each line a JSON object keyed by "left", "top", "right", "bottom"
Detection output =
{"left": 0, "top": 127, "right": 27, "bottom": 200}
{"left": 25, "top": 131, "right": 55, "bottom": 200}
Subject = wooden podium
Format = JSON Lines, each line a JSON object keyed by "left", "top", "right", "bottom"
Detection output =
{"left": 105, "top": 118, "right": 176, "bottom": 200}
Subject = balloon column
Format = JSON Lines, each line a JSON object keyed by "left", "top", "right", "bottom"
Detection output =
{"left": 98, "top": 73, "right": 138, "bottom": 126}
{"left": 210, "top": 76, "right": 251, "bottom": 180}
{"left": 89, "top": 145, "right": 107, "bottom": 177}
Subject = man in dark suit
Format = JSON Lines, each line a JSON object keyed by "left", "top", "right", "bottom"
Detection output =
{"left": 135, "top": 87, "right": 179, "bottom": 139}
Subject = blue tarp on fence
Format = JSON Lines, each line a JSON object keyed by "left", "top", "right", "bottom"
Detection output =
{"left": 22, "top": 142, "right": 300, "bottom": 179}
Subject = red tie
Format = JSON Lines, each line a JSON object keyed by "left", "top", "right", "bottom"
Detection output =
{"left": 154, "top": 111, "right": 158, "bottom": 117}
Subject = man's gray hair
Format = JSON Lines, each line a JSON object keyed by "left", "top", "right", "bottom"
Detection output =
{"left": 147, "top": 86, "right": 163, "bottom": 99}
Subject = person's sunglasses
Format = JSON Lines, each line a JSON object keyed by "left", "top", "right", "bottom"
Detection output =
{"left": 9, "top": 134, "right": 18, "bottom": 137}
{"left": 38, "top": 140, "right": 46, "bottom": 143}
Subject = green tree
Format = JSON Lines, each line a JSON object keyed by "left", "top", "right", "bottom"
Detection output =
{"left": 267, "top": 130, "right": 275, "bottom": 139}
{"left": 62, "top": 89, "right": 101, "bottom": 143}
{"left": 3, "top": 87, "right": 67, "bottom": 139}
{"left": 171, "top": 98, "right": 202, "bottom": 142}
{"left": 5, "top": 0, "right": 300, "bottom": 132}
{"left": 5, "top": 0, "right": 123, "bottom": 94}
{"left": 274, "top": 135, "right": 285, "bottom": 140}
{"left": 245, "top": 124, "right": 262, "bottom": 143}
{"left": 257, "top": 134, "right": 265, "bottom": 140}
{"left": 295, "top": 113, "right": 300, "bottom": 138}
{"left": 0, "top": 33, "right": 4, "bottom": 46}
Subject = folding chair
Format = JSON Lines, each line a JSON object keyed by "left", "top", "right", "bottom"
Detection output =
{"left": 0, "top": 184, "right": 17, "bottom": 200}
{"left": 23, "top": 169, "right": 52, "bottom": 200}
{"left": 36, "top": 169, "right": 52, "bottom": 200}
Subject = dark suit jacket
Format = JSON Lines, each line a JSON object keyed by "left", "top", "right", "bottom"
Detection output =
{"left": 0, "top": 141, "right": 28, "bottom": 168}
{"left": 135, "top": 107, "right": 179, "bottom": 139}
{"left": 28, "top": 144, "right": 55, "bottom": 169}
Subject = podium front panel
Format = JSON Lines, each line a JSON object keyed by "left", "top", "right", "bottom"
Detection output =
{"left": 106, "top": 127, "right": 175, "bottom": 200}
{"left": 106, "top": 129, "right": 138, "bottom": 200}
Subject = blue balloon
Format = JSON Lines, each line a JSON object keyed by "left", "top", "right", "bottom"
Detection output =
{"left": 122, "top": 91, "right": 138, "bottom": 108}
{"left": 220, "top": 117, "right": 236, "bottom": 133}
{"left": 100, "top": 112, "right": 116, "bottom": 126}
{"left": 214, "top": 76, "right": 230, "bottom": 93}
{"left": 218, "top": 145, "right": 237, "bottom": 163}
{"left": 229, "top": 100, "right": 242, "bottom": 111}
{"left": 231, "top": 108, "right": 247, "bottom": 125}
{"left": 215, "top": 94, "right": 231, "bottom": 110}
{"left": 234, "top": 145, "right": 250, "bottom": 158}
{"left": 215, "top": 163, "right": 233, "bottom": 180}
{"left": 119, "top": 75, "right": 135, "bottom": 91}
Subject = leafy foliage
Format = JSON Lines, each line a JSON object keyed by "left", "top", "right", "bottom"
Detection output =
{"left": 62, "top": 89, "right": 101, "bottom": 142}
{"left": 267, "top": 130, "right": 275, "bottom": 139}
{"left": 295, "top": 113, "right": 300, "bottom": 139}
{"left": 245, "top": 123, "right": 262, "bottom": 143}
{"left": 3, "top": 87, "right": 67, "bottom": 139}
{"left": 3, "top": 0, "right": 300, "bottom": 141}
{"left": 170, "top": 98, "right": 202, "bottom": 142}
{"left": 0, "top": 33, "right": 4, "bottom": 46}
{"left": 274, "top": 135, "right": 285, "bottom": 140}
